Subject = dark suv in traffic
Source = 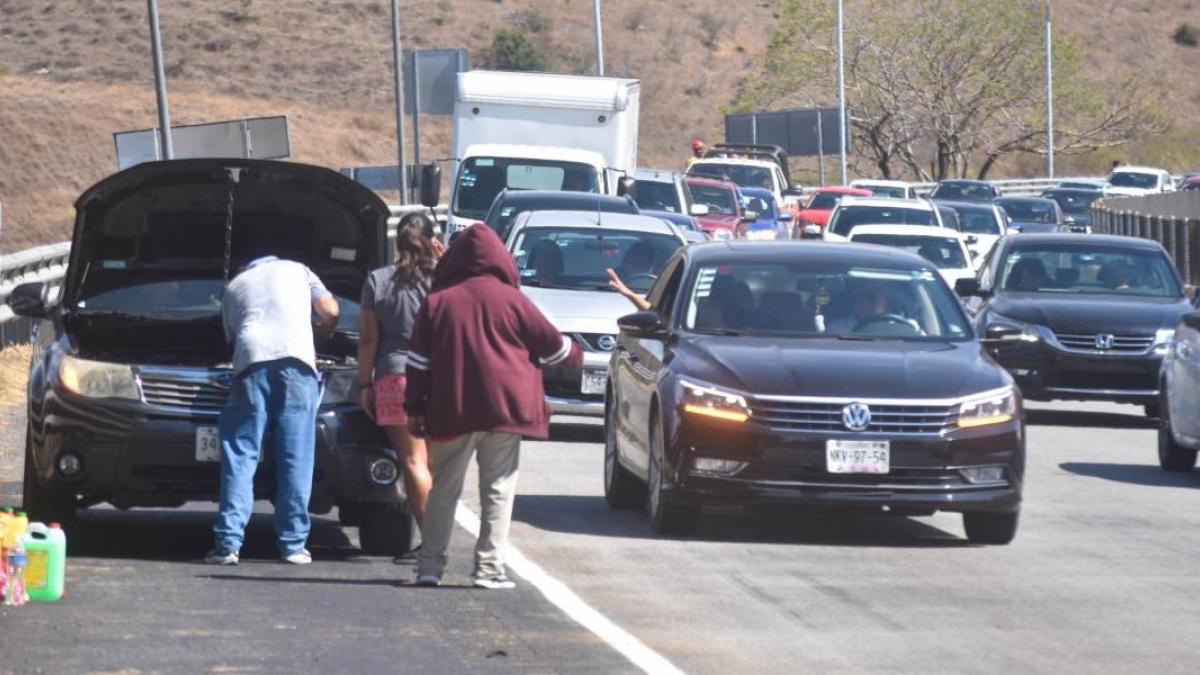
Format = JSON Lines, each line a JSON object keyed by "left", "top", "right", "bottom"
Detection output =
{"left": 8, "top": 159, "right": 412, "bottom": 554}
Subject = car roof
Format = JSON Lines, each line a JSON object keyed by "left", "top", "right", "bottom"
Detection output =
{"left": 494, "top": 190, "right": 635, "bottom": 207}
{"left": 847, "top": 224, "right": 963, "bottom": 239}
{"left": 937, "top": 179, "right": 993, "bottom": 186}
{"left": 1002, "top": 233, "right": 1165, "bottom": 252}
{"left": 995, "top": 196, "right": 1056, "bottom": 205}
{"left": 836, "top": 196, "right": 934, "bottom": 211}
{"left": 634, "top": 168, "right": 680, "bottom": 183}
{"left": 685, "top": 240, "right": 935, "bottom": 270}
{"left": 1042, "top": 187, "right": 1101, "bottom": 196}
{"left": 738, "top": 187, "right": 776, "bottom": 198}
{"left": 850, "top": 179, "right": 913, "bottom": 188}
{"left": 690, "top": 157, "right": 778, "bottom": 169}
{"left": 517, "top": 210, "right": 683, "bottom": 236}
{"left": 812, "top": 186, "right": 874, "bottom": 196}
{"left": 685, "top": 175, "right": 737, "bottom": 189}
{"left": 934, "top": 199, "right": 999, "bottom": 211}
{"left": 1109, "top": 166, "right": 1168, "bottom": 175}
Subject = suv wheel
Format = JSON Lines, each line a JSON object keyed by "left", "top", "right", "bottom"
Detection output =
{"left": 1158, "top": 394, "right": 1198, "bottom": 472}
{"left": 604, "top": 401, "right": 642, "bottom": 510}
{"left": 358, "top": 501, "right": 413, "bottom": 556}
{"left": 646, "top": 410, "right": 699, "bottom": 536}
{"left": 962, "top": 510, "right": 1019, "bottom": 545}
{"left": 336, "top": 501, "right": 364, "bottom": 527}
{"left": 22, "top": 428, "right": 76, "bottom": 525}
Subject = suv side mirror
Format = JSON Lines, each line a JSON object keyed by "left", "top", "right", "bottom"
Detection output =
{"left": 785, "top": 184, "right": 804, "bottom": 196}
{"left": 1182, "top": 310, "right": 1200, "bottom": 330}
{"left": 617, "top": 311, "right": 667, "bottom": 338}
{"left": 689, "top": 204, "right": 709, "bottom": 217}
{"left": 8, "top": 282, "right": 50, "bottom": 319}
{"left": 742, "top": 211, "right": 759, "bottom": 222}
{"left": 616, "top": 176, "right": 635, "bottom": 198}
{"left": 954, "top": 278, "right": 989, "bottom": 297}
{"left": 418, "top": 163, "right": 441, "bottom": 208}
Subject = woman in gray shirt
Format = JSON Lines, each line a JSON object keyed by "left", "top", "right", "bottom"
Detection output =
{"left": 359, "top": 214, "right": 443, "bottom": 543}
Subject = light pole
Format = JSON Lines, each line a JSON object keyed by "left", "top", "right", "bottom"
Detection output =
{"left": 146, "top": 0, "right": 173, "bottom": 159}
{"left": 1044, "top": 0, "right": 1055, "bottom": 178}
{"left": 390, "top": 0, "right": 408, "bottom": 205}
{"left": 836, "top": 0, "right": 848, "bottom": 185}
{"left": 593, "top": 0, "right": 605, "bottom": 76}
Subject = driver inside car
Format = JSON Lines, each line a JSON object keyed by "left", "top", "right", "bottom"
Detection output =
{"left": 825, "top": 283, "right": 921, "bottom": 335}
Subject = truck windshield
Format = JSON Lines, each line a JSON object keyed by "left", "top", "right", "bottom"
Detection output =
{"left": 454, "top": 158, "right": 599, "bottom": 220}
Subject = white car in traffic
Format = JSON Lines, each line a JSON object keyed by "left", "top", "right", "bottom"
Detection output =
{"left": 824, "top": 196, "right": 951, "bottom": 242}
{"left": 847, "top": 224, "right": 976, "bottom": 288}
{"left": 849, "top": 179, "right": 920, "bottom": 200}
{"left": 1105, "top": 166, "right": 1175, "bottom": 198}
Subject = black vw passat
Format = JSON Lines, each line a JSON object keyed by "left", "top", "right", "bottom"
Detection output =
{"left": 604, "top": 242, "right": 1024, "bottom": 544}
{"left": 960, "top": 234, "right": 1191, "bottom": 416}
{"left": 7, "top": 159, "right": 418, "bottom": 555}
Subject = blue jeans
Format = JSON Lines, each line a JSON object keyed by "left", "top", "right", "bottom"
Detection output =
{"left": 213, "top": 358, "right": 321, "bottom": 555}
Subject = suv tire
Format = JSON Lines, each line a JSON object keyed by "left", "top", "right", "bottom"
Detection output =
{"left": 604, "top": 401, "right": 643, "bottom": 509}
{"left": 963, "top": 510, "right": 1019, "bottom": 545}
{"left": 358, "top": 501, "right": 413, "bottom": 556}
{"left": 1158, "top": 395, "right": 1198, "bottom": 472}
{"left": 647, "top": 410, "right": 699, "bottom": 536}
{"left": 22, "top": 428, "right": 76, "bottom": 525}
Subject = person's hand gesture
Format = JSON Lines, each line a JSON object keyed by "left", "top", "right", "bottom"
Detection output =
{"left": 431, "top": 237, "right": 447, "bottom": 260}
{"left": 607, "top": 268, "right": 632, "bottom": 296}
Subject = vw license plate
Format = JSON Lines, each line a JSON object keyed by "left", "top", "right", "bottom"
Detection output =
{"left": 196, "top": 427, "right": 221, "bottom": 463}
{"left": 580, "top": 368, "right": 608, "bottom": 395}
{"left": 826, "top": 440, "right": 890, "bottom": 474}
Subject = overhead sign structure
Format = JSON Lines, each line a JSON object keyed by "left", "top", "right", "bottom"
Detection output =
{"left": 724, "top": 108, "right": 847, "bottom": 158}
{"left": 403, "top": 48, "right": 470, "bottom": 116}
{"left": 114, "top": 115, "right": 291, "bottom": 170}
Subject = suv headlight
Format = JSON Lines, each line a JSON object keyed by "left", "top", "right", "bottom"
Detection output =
{"left": 988, "top": 312, "right": 1042, "bottom": 342}
{"left": 957, "top": 388, "right": 1018, "bottom": 428}
{"left": 321, "top": 369, "right": 361, "bottom": 406}
{"left": 58, "top": 356, "right": 140, "bottom": 400}
{"left": 679, "top": 379, "right": 750, "bottom": 423}
{"left": 1155, "top": 328, "right": 1176, "bottom": 355}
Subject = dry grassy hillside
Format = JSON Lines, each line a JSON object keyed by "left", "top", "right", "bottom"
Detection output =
{"left": 1, "top": 0, "right": 1198, "bottom": 250}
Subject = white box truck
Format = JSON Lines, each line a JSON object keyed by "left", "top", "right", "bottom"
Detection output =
{"left": 447, "top": 70, "right": 641, "bottom": 233}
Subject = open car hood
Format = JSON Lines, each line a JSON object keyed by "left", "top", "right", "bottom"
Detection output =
{"left": 63, "top": 159, "right": 390, "bottom": 309}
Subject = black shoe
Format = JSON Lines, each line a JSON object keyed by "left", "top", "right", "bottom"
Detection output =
{"left": 393, "top": 545, "right": 422, "bottom": 565}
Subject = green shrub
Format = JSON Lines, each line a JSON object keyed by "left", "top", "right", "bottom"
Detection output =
{"left": 1174, "top": 23, "right": 1198, "bottom": 48}
{"left": 488, "top": 29, "right": 549, "bottom": 72}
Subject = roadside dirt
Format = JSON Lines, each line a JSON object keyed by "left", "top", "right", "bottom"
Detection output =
{"left": 0, "top": 344, "right": 31, "bottom": 507}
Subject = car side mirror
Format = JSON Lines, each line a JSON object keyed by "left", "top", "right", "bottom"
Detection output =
{"left": 7, "top": 282, "right": 50, "bottom": 319}
{"left": 617, "top": 311, "right": 667, "bottom": 338}
{"left": 965, "top": 235, "right": 979, "bottom": 244}
{"left": 1006, "top": 225, "right": 1023, "bottom": 235}
{"left": 742, "top": 211, "right": 759, "bottom": 222}
{"left": 779, "top": 212, "right": 793, "bottom": 222}
{"left": 954, "top": 278, "right": 988, "bottom": 297}
{"left": 1182, "top": 310, "right": 1200, "bottom": 331}
{"left": 689, "top": 204, "right": 709, "bottom": 217}
{"left": 982, "top": 323, "right": 1025, "bottom": 343}
{"left": 802, "top": 224, "right": 823, "bottom": 239}
{"left": 785, "top": 184, "right": 803, "bottom": 196}
{"left": 418, "top": 162, "right": 441, "bottom": 208}
{"left": 617, "top": 176, "right": 635, "bottom": 198}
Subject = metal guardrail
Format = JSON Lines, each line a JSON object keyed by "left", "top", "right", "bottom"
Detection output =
{"left": 0, "top": 241, "right": 71, "bottom": 345}
{"left": 1091, "top": 191, "right": 1200, "bottom": 286}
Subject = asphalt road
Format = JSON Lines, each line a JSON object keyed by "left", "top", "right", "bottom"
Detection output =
{"left": 3, "top": 400, "right": 1200, "bottom": 673}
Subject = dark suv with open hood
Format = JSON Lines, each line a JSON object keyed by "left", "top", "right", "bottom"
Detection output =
{"left": 8, "top": 159, "right": 411, "bottom": 554}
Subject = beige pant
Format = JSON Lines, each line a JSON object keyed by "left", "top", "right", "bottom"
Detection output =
{"left": 417, "top": 432, "right": 521, "bottom": 579}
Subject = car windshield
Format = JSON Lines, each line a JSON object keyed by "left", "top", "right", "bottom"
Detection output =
{"left": 999, "top": 200, "right": 1057, "bottom": 223}
{"left": 807, "top": 193, "right": 842, "bottom": 210}
{"left": 1044, "top": 191, "right": 1099, "bottom": 215}
{"left": 454, "top": 157, "right": 599, "bottom": 220}
{"left": 932, "top": 183, "right": 994, "bottom": 201}
{"left": 682, "top": 262, "right": 971, "bottom": 340}
{"left": 486, "top": 196, "right": 637, "bottom": 243}
{"left": 856, "top": 185, "right": 906, "bottom": 199}
{"left": 951, "top": 207, "right": 1003, "bottom": 235}
{"left": 741, "top": 195, "right": 774, "bottom": 219}
{"left": 689, "top": 163, "right": 775, "bottom": 191}
{"left": 512, "top": 227, "right": 681, "bottom": 294}
{"left": 829, "top": 205, "right": 935, "bottom": 236}
{"left": 78, "top": 281, "right": 361, "bottom": 332}
{"left": 1108, "top": 171, "right": 1158, "bottom": 189}
{"left": 851, "top": 234, "right": 968, "bottom": 270}
{"left": 689, "top": 185, "right": 738, "bottom": 215}
{"left": 998, "top": 246, "right": 1182, "bottom": 297}
{"left": 632, "top": 181, "right": 682, "bottom": 213}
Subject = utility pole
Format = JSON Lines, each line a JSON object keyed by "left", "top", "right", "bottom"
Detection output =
{"left": 1045, "top": 0, "right": 1055, "bottom": 178}
{"left": 391, "top": 0, "right": 408, "bottom": 204}
{"left": 146, "top": 0, "right": 173, "bottom": 159}
{"left": 836, "top": 0, "right": 848, "bottom": 185}
{"left": 593, "top": 0, "right": 605, "bottom": 76}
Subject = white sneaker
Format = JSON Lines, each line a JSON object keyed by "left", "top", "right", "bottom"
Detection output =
{"left": 415, "top": 574, "right": 442, "bottom": 587}
{"left": 204, "top": 548, "right": 239, "bottom": 565}
{"left": 472, "top": 575, "right": 516, "bottom": 590}
{"left": 282, "top": 549, "right": 312, "bottom": 565}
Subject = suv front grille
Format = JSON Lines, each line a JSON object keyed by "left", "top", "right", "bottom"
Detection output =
{"left": 749, "top": 398, "right": 958, "bottom": 436}
{"left": 139, "top": 371, "right": 230, "bottom": 414}
{"left": 571, "top": 333, "right": 618, "bottom": 353}
{"left": 1052, "top": 331, "right": 1154, "bottom": 353}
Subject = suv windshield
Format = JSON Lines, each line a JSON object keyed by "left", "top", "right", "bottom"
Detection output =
{"left": 829, "top": 205, "right": 935, "bottom": 236}
{"left": 632, "top": 181, "right": 682, "bottom": 213}
{"left": 998, "top": 200, "right": 1057, "bottom": 223}
{"left": 485, "top": 196, "right": 637, "bottom": 243}
{"left": 689, "top": 163, "right": 775, "bottom": 191}
{"left": 999, "top": 246, "right": 1181, "bottom": 297}
{"left": 454, "top": 158, "right": 599, "bottom": 220}
{"left": 1044, "top": 191, "right": 1099, "bottom": 215}
{"left": 856, "top": 185, "right": 905, "bottom": 199}
{"left": 513, "top": 228, "right": 681, "bottom": 294}
{"left": 851, "top": 234, "right": 968, "bottom": 269}
{"left": 951, "top": 206, "right": 1003, "bottom": 235}
{"left": 740, "top": 195, "right": 774, "bottom": 219}
{"left": 683, "top": 262, "right": 971, "bottom": 340}
{"left": 807, "top": 193, "right": 843, "bottom": 210}
{"left": 1108, "top": 172, "right": 1159, "bottom": 189}
{"left": 931, "top": 182, "right": 995, "bottom": 201}
{"left": 689, "top": 185, "right": 738, "bottom": 215}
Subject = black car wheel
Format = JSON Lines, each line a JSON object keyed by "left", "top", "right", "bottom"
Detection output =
{"left": 21, "top": 427, "right": 76, "bottom": 525}
{"left": 336, "top": 500, "right": 364, "bottom": 526}
{"left": 358, "top": 501, "right": 413, "bottom": 556}
{"left": 962, "top": 510, "right": 1020, "bottom": 545}
{"left": 1158, "top": 393, "right": 1198, "bottom": 472}
{"left": 604, "top": 400, "right": 643, "bottom": 510}
{"left": 646, "top": 410, "right": 699, "bottom": 536}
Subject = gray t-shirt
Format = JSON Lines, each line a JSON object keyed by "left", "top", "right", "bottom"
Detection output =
{"left": 361, "top": 266, "right": 429, "bottom": 379}
{"left": 222, "top": 257, "right": 331, "bottom": 376}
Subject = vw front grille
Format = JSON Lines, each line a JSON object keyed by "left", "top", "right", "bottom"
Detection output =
{"left": 749, "top": 398, "right": 958, "bottom": 435}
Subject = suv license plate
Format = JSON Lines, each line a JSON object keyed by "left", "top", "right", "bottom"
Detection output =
{"left": 196, "top": 427, "right": 221, "bottom": 463}
{"left": 826, "top": 440, "right": 890, "bottom": 474}
{"left": 580, "top": 369, "right": 608, "bottom": 395}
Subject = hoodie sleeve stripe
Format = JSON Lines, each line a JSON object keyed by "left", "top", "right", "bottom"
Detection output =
{"left": 408, "top": 351, "right": 430, "bottom": 366}
{"left": 539, "top": 335, "right": 573, "bottom": 367}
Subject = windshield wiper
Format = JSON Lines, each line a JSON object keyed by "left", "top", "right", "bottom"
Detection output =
{"left": 73, "top": 308, "right": 217, "bottom": 323}
{"left": 835, "top": 334, "right": 885, "bottom": 341}
{"left": 690, "top": 327, "right": 743, "bottom": 337}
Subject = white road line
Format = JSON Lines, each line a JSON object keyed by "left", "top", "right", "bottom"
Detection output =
{"left": 454, "top": 503, "right": 685, "bottom": 675}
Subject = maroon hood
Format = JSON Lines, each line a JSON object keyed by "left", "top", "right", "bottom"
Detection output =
{"left": 433, "top": 223, "right": 519, "bottom": 291}
{"left": 697, "top": 213, "right": 742, "bottom": 232}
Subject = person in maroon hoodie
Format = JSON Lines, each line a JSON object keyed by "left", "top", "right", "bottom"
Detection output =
{"left": 404, "top": 224, "right": 582, "bottom": 589}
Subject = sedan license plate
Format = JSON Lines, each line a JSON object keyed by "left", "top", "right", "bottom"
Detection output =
{"left": 580, "top": 368, "right": 608, "bottom": 395}
{"left": 826, "top": 440, "right": 890, "bottom": 474}
{"left": 196, "top": 427, "right": 221, "bottom": 463}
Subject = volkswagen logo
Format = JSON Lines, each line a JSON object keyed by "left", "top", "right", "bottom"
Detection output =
{"left": 842, "top": 402, "right": 872, "bottom": 432}
{"left": 596, "top": 335, "right": 618, "bottom": 352}
{"left": 1094, "top": 333, "right": 1115, "bottom": 350}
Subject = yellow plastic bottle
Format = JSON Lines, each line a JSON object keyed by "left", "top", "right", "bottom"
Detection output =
{"left": 23, "top": 522, "right": 66, "bottom": 603}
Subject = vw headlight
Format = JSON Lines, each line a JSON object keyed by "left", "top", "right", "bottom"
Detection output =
{"left": 321, "top": 368, "right": 361, "bottom": 406}
{"left": 957, "top": 388, "right": 1018, "bottom": 428}
{"left": 58, "top": 356, "right": 139, "bottom": 400}
{"left": 1155, "top": 328, "right": 1176, "bottom": 355}
{"left": 988, "top": 313, "right": 1042, "bottom": 342}
{"left": 679, "top": 379, "right": 750, "bottom": 423}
